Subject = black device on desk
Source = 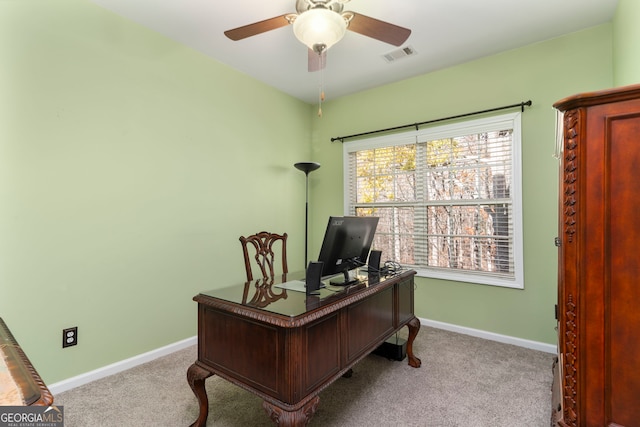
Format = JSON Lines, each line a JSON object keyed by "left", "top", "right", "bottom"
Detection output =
{"left": 316, "top": 216, "right": 379, "bottom": 286}
{"left": 305, "top": 261, "right": 324, "bottom": 295}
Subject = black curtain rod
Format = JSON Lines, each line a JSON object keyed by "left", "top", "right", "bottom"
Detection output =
{"left": 331, "top": 100, "right": 532, "bottom": 143}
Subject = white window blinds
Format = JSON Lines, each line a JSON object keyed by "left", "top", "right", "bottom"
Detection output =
{"left": 344, "top": 112, "right": 524, "bottom": 288}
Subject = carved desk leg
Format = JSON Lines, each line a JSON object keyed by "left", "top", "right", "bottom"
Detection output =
{"left": 263, "top": 396, "right": 320, "bottom": 427}
{"left": 406, "top": 316, "right": 422, "bottom": 368}
{"left": 187, "top": 363, "right": 214, "bottom": 427}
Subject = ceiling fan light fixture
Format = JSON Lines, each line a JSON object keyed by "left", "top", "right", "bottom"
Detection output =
{"left": 292, "top": 8, "right": 348, "bottom": 52}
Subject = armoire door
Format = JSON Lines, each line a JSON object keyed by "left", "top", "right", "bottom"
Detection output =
{"left": 555, "top": 84, "right": 640, "bottom": 427}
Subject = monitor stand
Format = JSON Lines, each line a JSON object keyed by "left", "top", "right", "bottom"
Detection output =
{"left": 329, "top": 269, "right": 359, "bottom": 287}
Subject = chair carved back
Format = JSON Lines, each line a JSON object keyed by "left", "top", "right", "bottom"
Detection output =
{"left": 239, "top": 231, "right": 288, "bottom": 282}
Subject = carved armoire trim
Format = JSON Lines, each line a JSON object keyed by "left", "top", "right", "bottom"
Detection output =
{"left": 561, "top": 108, "right": 580, "bottom": 426}
{"left": 562, "top": 109, "right": 580, "bottom": 243}
{"left": 563, "top": 293, "right": 578, "bottom": 425}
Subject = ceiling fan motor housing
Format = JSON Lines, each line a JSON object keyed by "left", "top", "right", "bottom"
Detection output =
{"left": 295, "top": 0, "right": 347, "bottom": 14}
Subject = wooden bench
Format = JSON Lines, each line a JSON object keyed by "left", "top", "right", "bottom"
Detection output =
{"left": 0, "top": 317, "right": 53, "bottom": 406}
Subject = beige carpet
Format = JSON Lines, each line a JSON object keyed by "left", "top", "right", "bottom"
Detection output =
{"left": 55, "top": 326, "right": 554, "bottom": 426}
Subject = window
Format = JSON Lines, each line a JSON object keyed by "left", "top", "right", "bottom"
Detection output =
{"left": 343, "top": 112, "right": 523, "bottom": 288}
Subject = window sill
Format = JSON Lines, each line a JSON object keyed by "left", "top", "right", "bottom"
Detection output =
{"left": 414, "top": 268, "right": 524, "bottom": 289}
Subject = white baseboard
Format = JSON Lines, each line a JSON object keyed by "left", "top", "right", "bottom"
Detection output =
{"left": 49, "top": 319, "right": 555, "bottom": 395}
{"left": 419, "top": 317, "right": 557, "bottom": 354}
{"left": 49, "top": 336, "right": 197, "bottom": 395}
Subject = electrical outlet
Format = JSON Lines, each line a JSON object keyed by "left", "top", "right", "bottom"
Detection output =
{"left": 62, "top": 327, "right": 78, "bottom": 348}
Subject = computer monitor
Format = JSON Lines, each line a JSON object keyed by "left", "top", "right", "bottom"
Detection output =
{"left": 316, "top": 216, "right": 379, "bottom": 286}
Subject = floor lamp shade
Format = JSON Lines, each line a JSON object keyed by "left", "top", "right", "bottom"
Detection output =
{"left": 294, "top": 162, "right": 321, "bottom": 174}
{"left": 295, "top": 162, "right": 321, "bottom": 268}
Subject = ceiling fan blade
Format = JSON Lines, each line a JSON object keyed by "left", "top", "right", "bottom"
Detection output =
{"left": 224, "top": 15, "right": 292, "bottom": 41}
{"left": 347, "top": 13, "right": 411, "bottom": 46}
{"left": 308, "top": 48, "right": 326, "bottom": 72}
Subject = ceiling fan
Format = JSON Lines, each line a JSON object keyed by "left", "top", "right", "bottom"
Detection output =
{"left": 224, "top": 0, "right": 411, "bottom": 71}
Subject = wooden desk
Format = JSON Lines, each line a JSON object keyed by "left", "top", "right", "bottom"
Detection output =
{"left": 187, "top": 270, "right": 421, "bottom": 426}
{"left": 0, "top": 318, "right": 53, "bottom": 406}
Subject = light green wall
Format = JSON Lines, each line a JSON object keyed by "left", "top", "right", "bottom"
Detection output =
{"left": 613, "top": 0, "right": 640, "bottom": 86}
{"left": 0, "top": 0, "right": 311, "bottom": 384}
{"left": 0, "top": 0, "right": 621, "bottom": 387}
{"left": 310, "top": 24, "right": 613, "bottom": 345}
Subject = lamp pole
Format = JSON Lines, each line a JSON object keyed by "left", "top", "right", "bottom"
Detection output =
{"left": 294, "top": 162, "right": 321, "bottom": 268}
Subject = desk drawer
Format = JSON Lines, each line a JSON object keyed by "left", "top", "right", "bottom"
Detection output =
{"left": 344, "top": 286, "right": 394, "bottom": 364}
{"left": 199, "top": 307, "right": 283, "bottom": 396}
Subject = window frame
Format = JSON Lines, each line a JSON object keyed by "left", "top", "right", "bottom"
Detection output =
{"left": 342, "top": 112, "right": 524, "bottom": 289}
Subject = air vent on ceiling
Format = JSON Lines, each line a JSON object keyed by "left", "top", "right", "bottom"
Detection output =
{"left": 382, "top": 46, "right": 417, "bottom": 63}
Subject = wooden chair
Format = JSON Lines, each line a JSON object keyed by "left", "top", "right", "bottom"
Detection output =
{"left": 239, "top": 231, "right": 288, "bottom": 282}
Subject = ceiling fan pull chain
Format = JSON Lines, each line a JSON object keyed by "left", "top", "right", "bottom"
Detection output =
{"left": 318, "top": 51, "right": 325, "bottom": 117}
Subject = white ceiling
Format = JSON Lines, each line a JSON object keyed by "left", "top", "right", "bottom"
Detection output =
{"left": 90, "top": 0, "right": 619, "bottom": 104}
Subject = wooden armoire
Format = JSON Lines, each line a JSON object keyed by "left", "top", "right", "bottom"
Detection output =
{"left": 552, "top": 84, "right": 640, "bottom": 427}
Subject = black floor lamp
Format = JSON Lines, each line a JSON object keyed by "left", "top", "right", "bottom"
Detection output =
{"left": 294, "top": 162, "right": 321, "bottom": 268}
